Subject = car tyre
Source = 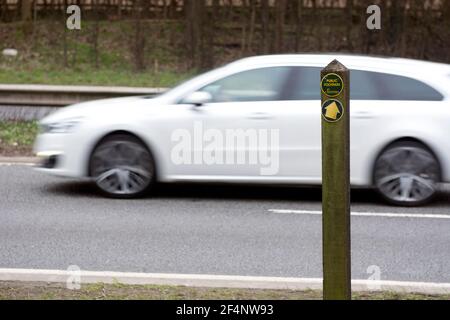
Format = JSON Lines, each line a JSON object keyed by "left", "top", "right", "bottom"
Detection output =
{"left": 373, "top": 141, "right": 440, "bottom": 206}
{"left": 89, "top": 134, "right": 155, "bottom": 198}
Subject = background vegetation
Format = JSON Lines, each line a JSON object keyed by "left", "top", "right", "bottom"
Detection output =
{"left": 1, "top": 281, "right": 449, "bottom": 300}
{"left": 0, "top": 0, "right": 449, "bottom": 87}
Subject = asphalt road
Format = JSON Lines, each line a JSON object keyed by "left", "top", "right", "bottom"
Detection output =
{"left": 1, "top": 164, "right": 450, "bottom": 283}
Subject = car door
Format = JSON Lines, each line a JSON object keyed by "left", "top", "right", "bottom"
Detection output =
{"left": 164, "top": 66, "right": 295, "bottom": 180}
{"left": 271, "top": 66, "right": 323, "bottom": 182}
{"left": 269, "top": 66, "right": 382, "bottom": 183}
{"left": 277, "top": 67, "right": 390, "bottom": 184}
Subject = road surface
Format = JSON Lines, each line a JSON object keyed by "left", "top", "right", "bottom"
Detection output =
{"left": 1, "top": 164, "right": 449, "bottom": 283}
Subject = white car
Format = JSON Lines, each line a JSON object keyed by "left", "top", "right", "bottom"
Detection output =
{"left": 34, "top": 54, "right": 450, "bottom": 206}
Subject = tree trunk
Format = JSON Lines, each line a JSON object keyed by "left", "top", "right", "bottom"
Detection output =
{"left": 203, "top": 0, "right": 216, "bottom": 69}
{"left": 260, "top": 0, "right": 270, "bottom": 54}
{"left": 295, "top": 0, "right": 302, "bottom": 52}
{"left": 246, "top": 0, "right": 256, "bottom": 55}
{"left": 346, "top": 0, "right": 353, "bottom": 52}
{"left": 92, "top": 0, "right": 100, "bottom": 69}
{"left": 117, "top": 0, "right": 123, "bottom": 20}
{"left": 133, "top": 0, "right": 146, "bottom": 71}
{"left": 389, "top": 0, "right": 404, "bottom": 53}
{"left": 274, "top": 0, "right": 286, "bottom": 53}
{"left": 185, "top": 0, "right": 205, "bottom": 70}
{"left": 312, "top": 0, "right": 322, "bottom": 51}
{"left": 62, "top": 0, "right": 68, "bottom": 68}
{"left": 21, "top": 0, "right": 33, "bottom": 21}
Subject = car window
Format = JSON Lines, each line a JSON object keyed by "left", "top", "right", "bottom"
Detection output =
{"left": 199, "top": 67, "right": 291, "bottom": 102}
{"left": 285, "top": 67, "right": 321, "bottom": 100}
{"left": 352, "top": 70, "right": 443, "bottom": 101}
{"left": 285, "top": 67, "right": 443, "bottom": 101}
{"left": 372, "top": 72, "right": 443, "bottom": 101}
{"left": 350, "top": 70, "right": 380, "bottom": 99}
{"left": 286, "top": 67, "right": 380, "bottom": 100}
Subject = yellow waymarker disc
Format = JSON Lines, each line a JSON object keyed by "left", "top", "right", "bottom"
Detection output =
{"left": 322, "top": 99, "right": 344, "bottom": 122}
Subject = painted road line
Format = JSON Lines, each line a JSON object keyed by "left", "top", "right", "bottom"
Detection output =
{"left": 268, "top": 209, "right": 450, "bottom": 220}
{"left": 0, "top": 268, "right": 450, "bottom": 295}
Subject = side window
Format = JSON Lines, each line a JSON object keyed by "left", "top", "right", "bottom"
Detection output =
{"left": 372, "top": 72, "right": 443, "bottom": 101}
{"left": 350, "top": 70, "right": 443, "bottom": 101}
{"left": 286, "top": 68, "right": 443, "bottom": 101}
{"left": 199, "top": 67, "right": 290, "bottom": 103}
{"left": 285, "top": 67, "right": 321, "bottom": 100}
{"left": 285, "top": 67, "right": 380, "bottom": 100}
{"left": 350, "top": 70, "right": 380, "bottom": 100}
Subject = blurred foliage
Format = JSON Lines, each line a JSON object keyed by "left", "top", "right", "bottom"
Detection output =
{"left": 0, "top": 1, "right": 448, "bottom": 86}
{"left": 0, "top": 121, "right": 38, "bottom": 146}
{"left": 0, "top": 20, "right": 194, "bottom": 86}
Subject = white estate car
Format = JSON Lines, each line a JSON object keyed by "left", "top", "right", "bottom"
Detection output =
{"left": 34, "top": 54, "right": 450, "bottom": 206}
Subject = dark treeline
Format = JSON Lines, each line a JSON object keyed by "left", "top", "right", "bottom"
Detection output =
{"left": 1, "top": 0, "right": 449, "bottom": 71}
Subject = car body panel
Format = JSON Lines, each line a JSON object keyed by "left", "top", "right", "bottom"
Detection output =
{"left": 34, "top": 54, "right": 450, "bottom": 187}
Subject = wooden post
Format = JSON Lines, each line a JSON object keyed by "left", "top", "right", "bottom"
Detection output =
{"left": 321, "top": 60, "right": 351, "bottom": 300}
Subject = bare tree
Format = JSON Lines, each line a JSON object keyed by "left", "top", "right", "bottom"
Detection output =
{"left": 0, "top": 0, "right": 6, "bottom": 21}
{"left": 346, "top": 0, "right": 353, "bottom": 52}
{"left": 62, "top": 0, "right": 68, "bottom": 68}
{"left": 20, "top": 0, "right": 33, "bottom": 21}
{"left": 294, "top": 0, "right": 303, "bottom": 52}
{"left": 246, "top": 0, "right": 257, "bottom": 55}
{"left": 274, "top": 0, "right": 286, "bottom": 53}
{"left": 2, "top": 0, "right": 449, "bottom": 69}
{"left": 185, "top": 0, "right": 206, "bottom": 70}
{"left": 92, "top": 0, "right": 100, "bottom": 68}
{"left": 260, "top": 0, "right": 270, "bottom": 54}
{"left": 132, "top": 0, "right": 146, "bottom": 71}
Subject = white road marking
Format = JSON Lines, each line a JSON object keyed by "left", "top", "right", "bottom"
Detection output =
{"left": 268, "top": 209, "right": 450, "bottom": 220}
{"left": 0, "top": 163, "right": 35, "bottom": 166}
{"left": 0, "top": 268, "right": 450, "bottom": 294}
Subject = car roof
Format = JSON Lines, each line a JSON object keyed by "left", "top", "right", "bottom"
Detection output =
{"left": 228, "top": 54, "right": 450, "bottom": 75}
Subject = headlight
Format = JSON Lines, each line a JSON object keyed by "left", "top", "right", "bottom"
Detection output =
{"left": 40, "top": 118, "right": 83, "bottom": 134}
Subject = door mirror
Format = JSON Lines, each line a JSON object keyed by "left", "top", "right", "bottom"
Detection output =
{"left": 183, "top": 91, "right": 212, "bottom": 106}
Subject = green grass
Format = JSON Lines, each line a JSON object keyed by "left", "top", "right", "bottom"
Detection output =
{"left": 0, "top": 67, "right": 191, "bottom": 87}
{"left": 0, "top": 121, "right": 39, "bottom": 156}
{"left": 0, "top": 20, "right": 195, "bottom": 87}
{"left": 0, "top": 281, "right": 448, "bottom": 300}
{"left": 0, "top": 121, "right": 38, "bottom": 146}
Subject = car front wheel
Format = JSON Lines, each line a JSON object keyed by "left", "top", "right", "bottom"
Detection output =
{"left": 373, "top": 141, "right": 440, "bottom": 206}
{"left": 89, "top": 134, "right": 155, "bottom": 198}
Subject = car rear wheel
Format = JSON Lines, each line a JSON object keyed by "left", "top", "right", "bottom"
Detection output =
{"left": 89, "top": 134, "right": 155, "bottom": 198}
{"left": 373, "top": 141, "right": 440, "bottom": 206}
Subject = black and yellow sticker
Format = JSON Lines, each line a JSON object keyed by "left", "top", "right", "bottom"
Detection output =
{"left": 321, "top": 73, "right": 344, "bottom": 97}
{"left": 322, "top": 99, "right": 344, "bottom": 123}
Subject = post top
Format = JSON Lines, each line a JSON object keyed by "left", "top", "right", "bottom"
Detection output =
{"left": 322, "top": 59, "right": 348, "bottom": 73}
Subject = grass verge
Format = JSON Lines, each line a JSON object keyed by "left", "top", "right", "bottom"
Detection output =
{"left": 0, "top": 281, "right": 448, "bottom": 300}
{"left": 0, "top": 68, "right": 191, "bottom": 88}
{"left": 0, "top": 21, "right": 194, "bottom": 87}
{"left": 0, "top": 121, "right": 39, "bottom": 157}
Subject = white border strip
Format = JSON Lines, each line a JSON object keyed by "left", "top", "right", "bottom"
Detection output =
{"left": 0, "top": 157, "right": 38, "bottom": 166}
{"left": 0, "top": 162, "right": 35, "bottom": 166}
{"left": 269, "top": 209, "right": 450, "bottom": 220}
{"left": 0, "top": 268, "right": 449, "bottom": 295}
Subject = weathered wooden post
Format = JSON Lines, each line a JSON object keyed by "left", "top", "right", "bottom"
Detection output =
{"left": 321, "top": 60, "right": 351, "bottom": 300}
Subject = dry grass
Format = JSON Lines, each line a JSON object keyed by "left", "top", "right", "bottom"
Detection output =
{"left": 0, "top": 281, "right": 448, "bottom": 300}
